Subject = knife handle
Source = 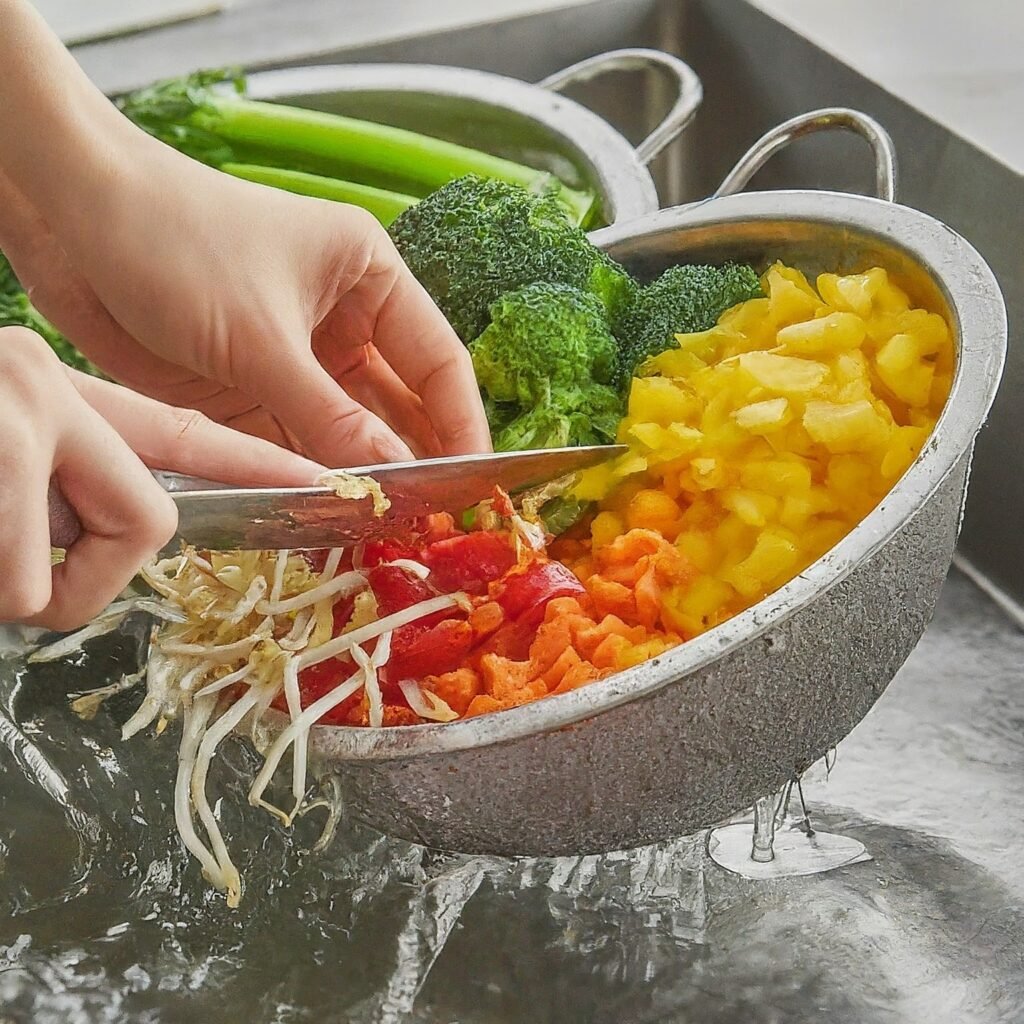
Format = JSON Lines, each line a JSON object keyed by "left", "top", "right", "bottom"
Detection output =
{"left": 48, "top": 480, "right": 82, "bottom": 549}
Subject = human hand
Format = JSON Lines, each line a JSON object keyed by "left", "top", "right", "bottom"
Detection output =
{"left": 0, "top": 326, "right": 323, "bottom": 631}
{"left": 0, "top": 0, "right": 489, "bottom": 469}
{"left": 0, "top": 143, "right": 490, "bottom": 468}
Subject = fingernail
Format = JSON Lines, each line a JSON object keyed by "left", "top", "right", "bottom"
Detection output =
{"left": 373, "top": 436, "right": 414, "bottom": 464}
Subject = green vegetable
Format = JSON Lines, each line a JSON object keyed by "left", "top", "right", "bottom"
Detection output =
{"left": 538, "top": 496, "right": 590, "bottom": 536}
{"left": 0, "top": 253, "right": 102, "bottom": 376}
{"left": 470, "top": 282, "right": 617, "bottom": 403}
{"left": 220, "top": 164, "right": 417, "bottom": 225}
{"left": 490, "top": 390, "right": 621, "bottom": 452}
{"left": 613, "top": 263, "right": 763, "bottom": 388}
{"left": 390, "top": 175, "right": 634, "bottom": 342}
{"left": 469, "top": 282, "right": 623, "bottom": 452}
{"left": 118, "top": 71, "right": 595, "bottom": 227}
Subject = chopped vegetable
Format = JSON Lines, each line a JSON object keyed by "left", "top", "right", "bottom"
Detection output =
{"left": 568, "top": 262, "right": 953, "bottom": 636}
{"left": 118, "top": 70, "right": 594, "bottom": 227}
{"left": 469, "top": 282, "right": 623, "bottom": 450}
{"left": 612, "top": 263, "right": 763, "bottom": 388}
{"left": 317, "top": 470, "right": 391, "bottom": 516}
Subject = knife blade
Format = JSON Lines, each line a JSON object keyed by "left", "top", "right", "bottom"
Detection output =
{"left": 48, "top": 444, "right": 625, "bottom": 553}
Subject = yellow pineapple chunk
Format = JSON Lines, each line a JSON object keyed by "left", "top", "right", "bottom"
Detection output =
{"left": 880, "top": 425, "right": 929, "bottom": 479}
{"left": 722, "top": 529, "right": 799, "bottom": 598}
{"left": 875, "top": 333, "right": 935, "bottom": 407}
{"left": 776, "top": 311, "right": 866, "bottom": 355}
{"left": 732, "top": 397, "right": 792, "bottom": 434}
{"left": 803, "top": 399, "right": 891, "bottom": 452}
{"left": 894, "top": 309, "right": 949, "bottom": 355}
{"left": 590, "top": 511, "right": 625, "bottom": 549}
{"left": 740, "top": 458, "right": 813, "bottom": 496}
{"left": 816, "top": 269, "right": 885, "bottom": 318}
{"left": 721, "top": 488, "right": 778, "bottom": 527}
{"left": 737, "top": 352, "right": 829, "bottom": 395}
{"left": 675, "top": 530, "right": 716, "bottom": 572}
{"left": 666, "top": 576, "right": 736, "bottom": 634}
{"left": 627, "top": 376, "right": 700, "bottom": 426}
{"left": 647, "top": 347, "right": 707, "bottom": 378}
{"left": 718, "top": 297, "right": 774, "bottom": 342}
{"left": 832, "top": 348, "right": 870, "bottom": 384}
{"left": 765, "top": 266, "right": 821, "bottom": 327}
{"left": 691, "top": 456, "right": 726, "bottom": 491}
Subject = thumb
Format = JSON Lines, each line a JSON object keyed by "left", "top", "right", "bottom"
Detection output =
{"left": 250, "top": 349, "right": 414, "bottom": 468}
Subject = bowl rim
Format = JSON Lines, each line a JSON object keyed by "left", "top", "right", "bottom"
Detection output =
{"left": 304, "top": 190, "right": 1007, "bottom": 762}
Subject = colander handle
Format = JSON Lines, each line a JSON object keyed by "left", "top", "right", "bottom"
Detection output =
{"left": 538, "top": 48, "right": 703, "bottom": 166}
{"left": 711, "top": 108, "right": 897, "bottom": 203}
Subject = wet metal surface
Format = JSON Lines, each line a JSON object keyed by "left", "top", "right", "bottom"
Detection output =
{"left": 1, "top": 570, "right": 1023, "bottom": 1022}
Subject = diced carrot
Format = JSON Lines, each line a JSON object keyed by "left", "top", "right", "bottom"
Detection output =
{"left": 654, "top": 545, "right": 695, "bottom": 587}
{"left": 511, "top": 679, "right": 551, "bottom": 704}
{"left": 597, "top": 529, "right": 665, "bottom": 566}
{"left": 469, "top": 601, "right": 504, "bottom": 640}
{"left": 464, "top": 695, "right": 505, "bottom": 718}
{"left": 573, "top": 614, "right": 635, "bottom": 659}
{"left": 424, "top": 668, "right": 482, "bottom": 716}
{"left": 529, "top": 625, "right": 570, "bottom": 674}
{"left": 591, "top": 633, "right": 633, "bottom": 670}
{"left": 634, "top": 561, "right": 663, "bottom": 630}
{"left": 382, "top": 705, "right": 422, "bottom": 727}
{"left": 551, "top": 661, "right": 604, "bottom": 694}
{"left": 586, "top": 576, "right": 636, "bottom": 621}
{"left": 540, "top": 647, "right": 583, "bottom": 689}
{"left": 544, "top": 596, "right": 585, "bottom": 621}
{"left": 480, "top": 654, "right": 535, "bottom": 699}
{"left": 625, "top": 489, "right": 680, "bottom": 535}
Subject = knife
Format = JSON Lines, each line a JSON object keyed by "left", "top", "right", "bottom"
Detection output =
{"left": 47, "top": 444, "right": 625, "bottom": 553}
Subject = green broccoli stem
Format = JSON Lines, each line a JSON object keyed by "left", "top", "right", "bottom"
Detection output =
{"left": 190, "top": 97, "right": 595, "bottom": 225}
{"left": 220, "top": 163, "right": 417, "bottom": 226}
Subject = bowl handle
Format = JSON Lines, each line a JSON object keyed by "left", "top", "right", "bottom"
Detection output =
{"left": 537, "top": 48, "right": 703, "bottom": 166}
{"left": 711, "top": 108, "right": 897, "bottom": 203}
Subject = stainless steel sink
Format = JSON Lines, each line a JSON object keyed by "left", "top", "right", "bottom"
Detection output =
{"left": 0, "top": 3, "right": 1017, "bottom": 1022}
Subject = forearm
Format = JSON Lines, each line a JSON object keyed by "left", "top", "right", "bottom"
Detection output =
{"left": 0, "top": 0, "right": 154, "bottom": 240}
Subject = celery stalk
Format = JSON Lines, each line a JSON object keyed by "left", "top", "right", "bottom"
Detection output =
{"left": 118, "top": 71, "right": 596, "bottom": 226}
{"left": 220, "top": 163, "right": 417, "bottom": 226}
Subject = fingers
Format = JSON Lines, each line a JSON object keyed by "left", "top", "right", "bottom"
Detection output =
{"left": 0, "top": 327, "right": 175, "bottom": 631}
{"left": 40, "top": 398, "right": 179, "bottom": 632}
{"left": 313, "top": 339, "right": 441, "bottom": 459}
{"left": 356, "top": 235, "right": 491, "bottom": 456}
{"left": 72, "top": 372, "right": 325, "bottom": 487}
{"left": 246, "top": 348, "right": 415, "bottom": 467}
{"left": 0, "top": 431, "right": 57, "bottom": 623}
{"left": 0, "top": 329, "right": 63, "bottom": 621}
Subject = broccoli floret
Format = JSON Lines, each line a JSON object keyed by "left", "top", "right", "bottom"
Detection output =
{"left": 0, "top": 252, "right": 103, "bottom": 376}
{"left": 491, "top": 385, "right": 622, "bottom": 453}
{"left": 613, "top": 263, "right": 763, "bottom": 387}
{"left": 467, "top": 282, "right": 623, "bottom": 453}
{"left": 390, "top": 175, "right": 635, "bottom": 342}
{"left": 469, "top": 282, "right": 616, "bottom": 405}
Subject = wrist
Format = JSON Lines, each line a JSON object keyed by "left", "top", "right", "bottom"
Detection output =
{"left": 0, "top": 0, "right": 161, "bottom": 240}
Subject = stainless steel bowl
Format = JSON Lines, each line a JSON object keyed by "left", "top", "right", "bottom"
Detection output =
{"left": 243, "top": 48, "right": 703, "bottom": 225}
{"left": 300, "top": 144, "right": 1005, "bottom": 854}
